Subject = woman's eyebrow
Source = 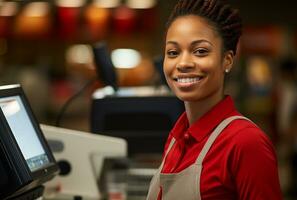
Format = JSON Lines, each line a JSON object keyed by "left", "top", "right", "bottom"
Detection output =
{"left": 165, "top": 40, "right": 213, "bottom": 46}
{"left": 166, "top": 41, "right": 178, "bottom": 45}
{"left": 190, "top": 39, "right": 213, "bottom": 47}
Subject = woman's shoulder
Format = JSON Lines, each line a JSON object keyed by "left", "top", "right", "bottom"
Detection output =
{"left": 226, "top": 117, "right": 276, "bottom": 154}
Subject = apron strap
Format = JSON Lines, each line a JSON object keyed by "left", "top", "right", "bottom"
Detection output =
{"left": 159, "top": 137, "right": 176, "bottom": 170}
{"left": 195, "top": 116, "right": 250, "bottom": 165}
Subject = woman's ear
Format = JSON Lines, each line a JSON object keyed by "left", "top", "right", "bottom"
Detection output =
{"left": 223, "top": 50, "right": 234, "bottom": 72}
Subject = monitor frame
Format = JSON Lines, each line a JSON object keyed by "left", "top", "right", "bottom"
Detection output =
{"left": 0, "top": 84, "right": 59, "bottom": 199}
{"left": 91, "top": 87, "right": 184, "bottom": 156}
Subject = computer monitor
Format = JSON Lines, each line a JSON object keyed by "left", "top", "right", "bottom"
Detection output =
{"left": 91, "top": 86, "right": 184, "bottom": 156}
{"left": 0, "top": 84, "right": 59, "bottom": 200}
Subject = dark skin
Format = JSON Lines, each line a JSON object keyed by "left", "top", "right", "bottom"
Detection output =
{"left": 164, "top": 15, "right": 234, "bottom": 125}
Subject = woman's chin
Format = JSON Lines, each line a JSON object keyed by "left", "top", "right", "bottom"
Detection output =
{"left": 175, "top": 94, "right": 202, "bottom": 102}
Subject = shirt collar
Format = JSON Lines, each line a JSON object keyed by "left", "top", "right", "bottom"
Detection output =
{"left": 171, "top": 95, "right": 239, "bottom": 142}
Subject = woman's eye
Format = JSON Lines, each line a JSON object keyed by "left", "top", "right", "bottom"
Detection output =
{"left": 166, "top": 50, "right": 179, "bottom": 57}
{"left": 194, "top": 48, "right": 208, "bottom": 56}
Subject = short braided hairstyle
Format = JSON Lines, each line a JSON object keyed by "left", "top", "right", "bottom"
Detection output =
{"left": 166, "top": 0, "right": 242, "bottom": 55}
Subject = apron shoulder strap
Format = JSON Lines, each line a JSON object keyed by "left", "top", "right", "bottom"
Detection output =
{"left": 195, "top": 116, "right": 250, "bottom": 165}
{"left": 159, "top": 137, "right": 176, "bottom": 170}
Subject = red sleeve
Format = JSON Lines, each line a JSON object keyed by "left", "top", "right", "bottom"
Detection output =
{"left": 230, "top": 127, "right": 283, "bottom": 200}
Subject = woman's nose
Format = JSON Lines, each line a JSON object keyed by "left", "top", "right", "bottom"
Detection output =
{"left": 176, "top": 52, "right": 195, "bottom": 72}
{"left": 176, "top": 61, "right": 195, "bottom": 72}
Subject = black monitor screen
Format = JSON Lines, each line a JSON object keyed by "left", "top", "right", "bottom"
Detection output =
{"left": 0, "top": 95, "right": 50, "bottom": 172}
{"left": 91, "top": 93, "right": 184, "bottom": 156}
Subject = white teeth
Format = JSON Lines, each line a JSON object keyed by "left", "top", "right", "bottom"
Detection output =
{"left": 177, "top": 77, "right": 201, "bottom": 83}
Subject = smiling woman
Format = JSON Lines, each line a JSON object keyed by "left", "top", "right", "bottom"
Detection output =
{"left": 146, "top": 0, "right": 283, "bottom": 200}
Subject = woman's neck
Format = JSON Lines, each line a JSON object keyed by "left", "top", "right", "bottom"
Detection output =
{"left": 184, "top": 94, "right": 224, "bottom": 125}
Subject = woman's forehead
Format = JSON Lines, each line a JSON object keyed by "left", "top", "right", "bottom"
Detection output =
{"left": 166, "top": 15, "right": 222, "bottom": 46}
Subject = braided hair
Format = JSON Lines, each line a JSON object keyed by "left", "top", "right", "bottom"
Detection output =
{"left": 166, "top": 0, "right": 242, "bottom": 55}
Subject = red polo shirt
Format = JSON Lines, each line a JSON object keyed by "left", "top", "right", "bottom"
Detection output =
{"left": 158, "top": 96, "right": 282, "bottom": 200}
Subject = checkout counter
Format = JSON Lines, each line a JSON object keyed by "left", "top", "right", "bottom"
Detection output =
{"left": 42, "top": 85, "right": 183, "bottom": 200}
{"left": 0, "top": 84, "right": 182, "bottom": 200}
{"left": 41, "top": 125, "right": 128, "bottom": 200}
{"left": 41, "top": 124, "right": 159, "bottom": 200}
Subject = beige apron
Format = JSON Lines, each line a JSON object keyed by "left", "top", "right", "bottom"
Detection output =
{"left": 146, "top": 116, "right": 249, "bottom": 200}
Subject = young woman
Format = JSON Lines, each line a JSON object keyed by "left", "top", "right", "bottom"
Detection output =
{"left": 146, "top": 0, "right": 283, "bottom": 199}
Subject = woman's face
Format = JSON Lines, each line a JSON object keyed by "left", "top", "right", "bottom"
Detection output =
{"left": 164, "top": 15, "right": 233, "bottom": 102}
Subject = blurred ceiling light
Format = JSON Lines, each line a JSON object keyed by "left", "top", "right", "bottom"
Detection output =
{"left": 113, "top": 6, "right": 136, "bottom": 34}
{"left": 93, "top": 0, "right": 121, "bottom": 8}
{"left": 66, "top": 44, "right": 93, "bottom": 65}
{"left": 56, "top": 0, "right": 85, "bottom": 7}
{"left": 84, "top": 4, "right": 110, "bottom": 40}
{"left": 14, "top": 2, "right": 51, "bottom": 38}
{"left": 111, "top": 48, "right": 141, "bottom": 69}
{"left": 22, "top": 2, "right": 50, "bottom": 17}
{"left": 126, "top": 0, "right": 157, "bottom": 9}
{"left": 0, "top": 2, "right": 18, "bottom": 17}
{"left": 113, "top": 6, "right": 135, "bottom": 20}
{"left": 0, "top": 2, "right": 18, "bottom": 37}
{"left": 56, "top": 4, "right": 81, "bottom": 40}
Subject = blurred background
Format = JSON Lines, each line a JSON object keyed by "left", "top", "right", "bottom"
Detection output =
{"left": 0, "top": 0, "right": 297, "bottom": 199}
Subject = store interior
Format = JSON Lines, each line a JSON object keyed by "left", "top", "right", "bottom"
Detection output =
{"left": 0, "top": 0, "right": 297, "bottom": 199}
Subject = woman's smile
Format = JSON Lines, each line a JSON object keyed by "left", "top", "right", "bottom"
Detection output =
{"left": 173, "top": 75, "right": 206, "bottom": 88}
